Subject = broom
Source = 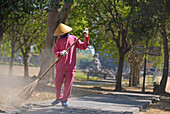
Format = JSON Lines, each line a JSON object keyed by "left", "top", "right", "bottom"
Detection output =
{"left": 17, "top": 32, "right": 85, "bottom": 100}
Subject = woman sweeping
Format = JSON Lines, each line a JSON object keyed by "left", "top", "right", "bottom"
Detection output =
{"left": 52, "top": 23, "right": 89, "bottom": 107}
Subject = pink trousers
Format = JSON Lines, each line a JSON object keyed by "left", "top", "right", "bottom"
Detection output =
{"left": 54, "top": 71, "right": 75, "bottom": 102}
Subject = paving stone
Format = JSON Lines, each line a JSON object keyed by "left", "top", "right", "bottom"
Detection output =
{"left": 4, "top": 92, "right": 159, "bottom": 114}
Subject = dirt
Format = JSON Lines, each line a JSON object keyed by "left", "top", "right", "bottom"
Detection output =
{"left": 0, "top": 65, "right": 169, "bottom": 113}
{"left": 146, "top": 97, "right": 170, "bottom": 114}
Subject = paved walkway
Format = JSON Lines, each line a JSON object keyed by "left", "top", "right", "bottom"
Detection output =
{"left": 9, "top": 92, "right": 159, "bottom": 114}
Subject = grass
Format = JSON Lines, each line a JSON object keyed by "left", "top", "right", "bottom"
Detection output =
{"left": 74, "top": 70, "right": 98, "bottom": 81}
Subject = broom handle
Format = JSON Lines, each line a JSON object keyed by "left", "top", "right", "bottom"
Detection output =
{"left": 37, "top": 33, "right": 84, "bottom": 81}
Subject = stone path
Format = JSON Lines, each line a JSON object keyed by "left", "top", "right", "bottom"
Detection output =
{"left": 8, "top": 92, "right": 159, "bottom": 114}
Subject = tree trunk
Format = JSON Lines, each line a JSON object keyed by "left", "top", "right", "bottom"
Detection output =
{"left": 8, "top": 49, "right": 15, "bottom": 77}
{"left": 128, "top": 54, "right": 144, "bottom": 87}
{"left": 23, "top": 53, "right": 29, "bottom": 78}
{"left": 129, "top": 65, "right": 133, "bottom": 87}
{"left": 115, "top": 52, "right": 125, "bottom": 91}
{"left": 8, "top": 27, "right": 15, "bottom": 77}
{"left": 38, "top": 3, "right": 60, "bottom": 83}
{"left": 49, "top": 52, "right": 55, "bottom": 84}
{"left": 129, "top": 55, "right": 134, "bottom": 87}
{"left": 132, "top": 64, "right": 135, "bottom": 86}
{"left": 159, "top": 13, "right": 169, "bottom": 93}
{"left": 0, "top": 20, "right": 5, "bottom": 48}
{"left": 38, "top": 2, "right": 73, "bottom": 83}
{"left": 0, "top": 25, "right": 4, "bottom": 47}
{"left": 134, "top": 64, "right": 142, "bottom": 86}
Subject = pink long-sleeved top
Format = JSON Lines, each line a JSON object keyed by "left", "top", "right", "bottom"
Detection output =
{"left": 54, "top": 35, "right": 89, "bottom": 72}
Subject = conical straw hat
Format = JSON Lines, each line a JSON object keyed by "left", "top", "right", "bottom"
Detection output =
{"left": 54, "top": 23, "right": 72, "bottom": 36}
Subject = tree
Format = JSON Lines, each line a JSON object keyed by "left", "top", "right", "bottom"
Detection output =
{"left": 18, "top": 10, "right": 47, "bottom": 77}
{"left": 0, "top": 0, "right": 43, "bottom": 47}
{"left": 75, "top": 0, "right": 162, "bottom": 91}
{"left": 0, "top": 1, "right": 45, "bottom": 77}
{"left": 1, "top": 9, "right": 47, "bottom": 77}
{"left": 38, "top": 0, "right": 73, "bottom": 83}
{"left": 138, "top": 0, "right": 170, "bottom": 93}
{"left": 6, "top": 21, "right": 28, "bottom": 77}
{"left": 7, "top": 25, "right": 20, "bottom": 77}
{"left": 156, "top": 0, "right": 169, "bottom": 93}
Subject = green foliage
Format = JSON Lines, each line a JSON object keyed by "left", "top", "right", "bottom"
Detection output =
{"left": 70, "top": 0, "right": 133, "bottom": 59}
{"left": 0, "top": 0, "right": 45, "bottom": 27}
{"left": 1, "top": 6, "right": 47, "bottom": 61}
{"left": 0, "top": 34, "right": 11, "bottom": 57}
{"left": 67, "top": 2, "right": 88, "bottom": 36}
{"left": 74, "top": 69, "right": 98, "bottom": 81}
{"left": 74, "top": 70, "right": 88, "bottom": 81}
{"left": 24, "top": 10, "right": 47, "bottom": 55}
{"left": 19, "top": 10, "right": 47, "bottom": 57}
{"left": 128, "top": 1, "right": 163, "bottom": 41}
{"left": 76, "top": 51, "right": 93, "bottom": 68}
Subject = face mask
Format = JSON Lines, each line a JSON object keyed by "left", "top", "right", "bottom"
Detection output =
{"left": 60, "top": 33, "right": 69, "bottom": 39}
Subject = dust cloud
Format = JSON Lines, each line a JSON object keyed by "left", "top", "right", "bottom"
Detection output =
{"left": 0, "top": 73, "right": 34, "bottom": 112}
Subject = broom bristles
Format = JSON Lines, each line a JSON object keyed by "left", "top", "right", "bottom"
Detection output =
{"left": 17, "top": 79, "right": 39, "bottom": 100}
{"left": 0, "top": 80, "right": 39, "bottom": 113}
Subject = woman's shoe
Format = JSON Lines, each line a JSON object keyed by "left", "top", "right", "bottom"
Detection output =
{"left": 51, "top": 99, "right": 61, "bottom": 105}
{"left": 61, "top": 101, "right": 68, "bottom": 107}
